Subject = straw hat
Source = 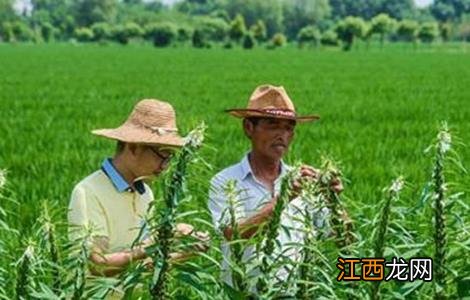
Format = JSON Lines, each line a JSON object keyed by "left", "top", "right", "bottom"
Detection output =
{"left": 92, "top": 99, "right": 185, "bottom": 147}
{"left": 225, "top": 84, "right": 319, "bottom": 123}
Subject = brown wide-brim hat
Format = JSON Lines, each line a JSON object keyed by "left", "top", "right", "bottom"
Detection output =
{"left": 225, "top": 84, "right": 319, "bottom": 123}
{"left": 92, "top": 99, "right": 185, "bottom": 148}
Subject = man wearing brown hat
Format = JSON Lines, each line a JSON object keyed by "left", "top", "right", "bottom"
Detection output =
{"left": 209, "top": 84, "right": 342, "bottom": 285}
{"left": 68, "top": 99, "right": 207, "bottom": 279}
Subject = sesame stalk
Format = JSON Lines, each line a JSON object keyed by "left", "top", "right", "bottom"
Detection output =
{"left": 222, "top": 180, "right": 248, "bottom": 292}
{"left": 71, "top": 229, "right": 91, "bottom": 300}
{"left": 432, "top": 123, "right": 451, "bottom": 300}
{"left": 258, "top": 165, "right": 300, "bottom": 294}
{"left": 15, "top": 243, "right": 36, "bottom": 300}
{"left": 39, "top": 201, "right": 61, "bottom": 295}
{"left": 370, "top": 177, "right": 404, "bottom": 300}
{"left": 317, "top": 158, "right": 354, "bottom": 250}
{"left": 296, "top": 181, "right": 319, "bottom": 299}
{"left": 150, "top": 123, "right": 206, "bottom": 300}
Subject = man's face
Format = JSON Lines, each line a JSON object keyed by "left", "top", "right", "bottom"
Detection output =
{"left": 244, "top": 117, "right": 296, "bottom": 160}
{"left": 130, "top": 145, "right": 173, "bottom": 180}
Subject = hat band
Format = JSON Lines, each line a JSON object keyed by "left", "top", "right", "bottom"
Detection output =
{"left": 143, "top": 125, "right": 178, "bottom": 136}
{"left": 263, "top": 109, "right": 296, "bottom": 118}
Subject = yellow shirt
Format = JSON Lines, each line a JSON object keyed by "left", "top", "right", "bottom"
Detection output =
{"left": 68, "top": 169, "right": 153, "bottom": 251}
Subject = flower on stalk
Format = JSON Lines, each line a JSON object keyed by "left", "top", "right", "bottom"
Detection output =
{"left": 184, "top": 122, "right": 206, "bottom": 148}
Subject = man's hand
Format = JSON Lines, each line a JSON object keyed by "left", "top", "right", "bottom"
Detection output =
{"left": 330, "top": 177, "right": 343, "bottom": 194}
{"left": 175, "top": 223, "right": 210, "bottom": 252}
{"left": 290, "top": 165, "right": 319, "bottom": 201}
{"left": 191, "top": 230, "right": 210, "bottom": 252}
{"left": 290, "top": 164, "right": 343, "bottom": 201}
{"left": 175, "top": 223, "right": 194, "bottom": 237}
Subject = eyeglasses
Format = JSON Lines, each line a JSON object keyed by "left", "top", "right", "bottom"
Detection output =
{"left": 149, "top": 147, "right": 174, "bottom": 165}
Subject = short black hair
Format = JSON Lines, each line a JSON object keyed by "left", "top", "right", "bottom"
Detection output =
{"left": 244, "top": 117, "right": 262, "bottom": 126}
{"left": 244, "top": 117, "right": 296, "bottom": 127}
{"left": 116, "top": 141, "right": 126, "bottom": 154}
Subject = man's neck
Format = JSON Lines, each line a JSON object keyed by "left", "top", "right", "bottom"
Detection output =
{"left": 111, "top": 155, "right": 136, "bottom": 187}
{"left": 248, "top": 151, "right": 281, "bottom": 184}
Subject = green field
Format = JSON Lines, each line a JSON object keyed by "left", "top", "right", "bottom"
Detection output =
{"left": 1, "top": 44, "right": 469, "bottom": 298}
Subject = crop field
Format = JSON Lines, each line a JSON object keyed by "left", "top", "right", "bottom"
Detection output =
{"left": 0, "top": 44, "right": 469, "bottom": 299}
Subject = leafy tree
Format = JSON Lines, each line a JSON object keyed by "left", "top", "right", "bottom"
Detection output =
{"left": 250, "top": 19, "right": 267, "bottom": 42}
{"left": 432, "top": 1, "right": 458, "bottom": 21}
{"left": 12, "top": 21, "right": 35, "bottom": 42}
{"left": 145, "top": 22, "right": 177, "bottom": 47}
{"left": 74, "top": 0, "right": 118, "bottom": 27}
{"left": 297, "top": 25, "right": 321, "bottom": 48}
{"left": 196, "top": 17, "right": 229, "bottom": 42}
{"left": 418, "top": 21, "right": 439, "bottom": 43}
{"left": 91, "top": 22, "right": 112, "bottom": 41}
{"left": 177, "top": 26, "right": 193, "bottom": 42}
{"left": 271, "top": 32, "right": 286, "bottom": 47}
{"left": 74, "top": 27, "right": 94, "bottom": 42}
{"left": 210, "top": 9, "right": 230, "bottom": 22}
{"left": 456, "top": 21, "right": 470, "bottom": 41}
{"left": 40, "top": 22, "right": 57, "bottom": 42}
{"left": 0, "top": 0, "right": 16, "bottom": 23}
{"left": 320, "top": 29, "right": 339, "bottom": 46}
{"left": 192, "top": 28, "right": 206, "bottom": 48}
{"left": 229, "top": 14, "right": 246, "bottom": 42}
{"left": 0, "top": 21, "right": 14, "bottom": 42}
{"left": 431, "top": 0, "right": 470, "bottom": 21}
{"left": 242, "top": 32, "right": 256, "bottom": 49}
{"left": 282, "top": 0, "right": 331, "bottom": 39}
{"left": 379, "top": 0, "right": 416, "bottom": 20}
{"left": 176, "top": 0, "right": 220, "bottom": 15}
{"left": 396, "top": 19, "right": 419, "bottom": 42}
{"left": 439, "top": 22, "right": 452, "bottom": 41}
{"left": 329, "top": 0, "right": 415, "bottom": 20}
{"left": 112, "top": 22, "right": 143, "bottom": 44}
{"left": 336, "top": 16, "right": 367, "bottom": 51}
{"left": 31, "top": 0, "right": 71, "bottom": 34}
{"left": 224, "top": 0, "right": 283, "bottom": 37}
{"left": 370, "top": 13, "right": 396, "bottom": 46}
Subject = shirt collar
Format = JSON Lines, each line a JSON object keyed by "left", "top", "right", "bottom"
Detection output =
{"left": 101, "top": 158, "right": 146, "bottom": 195}
{"left": 240, "top": 152, "right": 288, "bottom": 181}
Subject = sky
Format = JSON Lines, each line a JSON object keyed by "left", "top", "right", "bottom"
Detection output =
{"left": 415, "top": 0, "right": 433, "bottom": 7}
{"left": 13, "top": 0, "right": 435, "bottom": 14}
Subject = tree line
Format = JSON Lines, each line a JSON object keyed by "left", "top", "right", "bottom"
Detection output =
{"left": 1, "top": 0, "right": 470, "bottom": 50}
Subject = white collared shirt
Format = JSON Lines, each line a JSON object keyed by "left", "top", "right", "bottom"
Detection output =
{"left": 208, "top": 153, "right": 328, "bottom": 285}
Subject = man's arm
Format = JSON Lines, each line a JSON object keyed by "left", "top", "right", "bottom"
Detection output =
{"left": 219, "top": 165, "right": 338, "bottom": 241}
{"left": 88, "top": 236, "right": 147, "bottom": 277}
{"left": 222, "top": 196, "right": 277, "bottom": 240}
{"left": 89, "top": 226, "right": 210, "bottom": 276}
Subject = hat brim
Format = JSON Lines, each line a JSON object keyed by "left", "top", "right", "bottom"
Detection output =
{"left": 92, "top": 125, "right": 185, "bottom": 147}
{"left": 225, "top": 109, "right": 320, "bottom": 123}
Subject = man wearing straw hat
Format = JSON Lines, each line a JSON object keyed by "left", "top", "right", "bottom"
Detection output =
{"left": 209, "top": 84, "right": 343, "bottom": 287}
{"left": 68, "top": 99, "right": 207, "bottom": 279}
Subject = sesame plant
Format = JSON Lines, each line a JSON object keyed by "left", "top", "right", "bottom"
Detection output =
{"left": 370, "top": 177, "right": 404, "bottom": 300}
